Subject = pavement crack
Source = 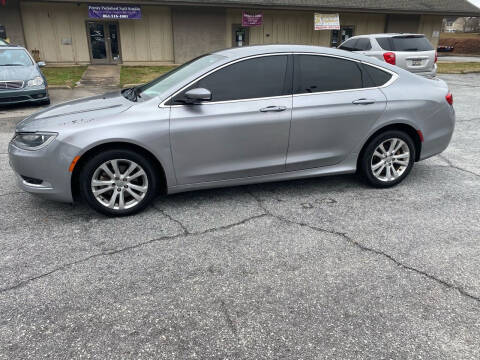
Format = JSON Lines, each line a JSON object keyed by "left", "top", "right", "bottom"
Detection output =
{"left": 247, "top": 190, "right": 480, "bottom": 304}
{"left": 152, "top": 204, "right": 190, "bottom": 235}
{"left": 438, "top": 155, "right": 480, "bottom": 178}
{"left": 218, "top": 299, "right": 238, "bottom": 337}
{"left": 0, "top": 213, "right": 268, "bottom": 294}
{"left": 199, "top": 213, "right": 268, "bottom": 235}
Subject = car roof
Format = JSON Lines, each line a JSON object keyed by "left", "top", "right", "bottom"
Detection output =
{"left": 211, "top": 44, "right": 406, "bottom": 75}
{"left": 214, "top": 44, "right": 366, "bottom": 60}
{"left": 351, "top": 33, "right": 425, "bottom": 39}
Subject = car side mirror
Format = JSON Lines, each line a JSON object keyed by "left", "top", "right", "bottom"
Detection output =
{"left": 37, "top": 61, "right": 46, "bottom": 67}
{"left": 184, "top": 88, "right": 211, "bottom": 104}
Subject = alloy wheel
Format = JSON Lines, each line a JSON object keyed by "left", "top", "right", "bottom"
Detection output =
{"left": 90, "top": 159, "right": 149, "bottom": 210}
{"left": 370, "top": 138, "right": 410, "bottom": 182}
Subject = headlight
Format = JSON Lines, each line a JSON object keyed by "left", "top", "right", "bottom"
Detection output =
{"left": 26, "top": 76, "right": 44, "bottom": 87}
{"left": 12, "top": 132, "right": 57, "bottom": 150}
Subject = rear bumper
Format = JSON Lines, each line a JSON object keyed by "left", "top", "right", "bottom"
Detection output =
{"left": 0, "top": 87, "right": 49, "bottom": 105}
{"left": 411, "top": 64, "right": 437, "bottom": 79}
{"left": 419, "top": 104, "right": 455, "bottom": 161}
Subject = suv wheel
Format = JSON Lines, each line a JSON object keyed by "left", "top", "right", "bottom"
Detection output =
{"left": 359, "top": 130, "right": 415, "bottom": 188}
{"left": 80, "top": 149, "right": 158, "bottom": 216}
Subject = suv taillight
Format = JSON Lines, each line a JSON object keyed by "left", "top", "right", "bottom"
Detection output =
{"left": 435, "top": 51, "right": 438, "bottom": 63}
{"left": 383, "top": 52, "right": 396, "bottom": 65}
{"left": 446, "top": 92, "right": 453, "bottom": 105}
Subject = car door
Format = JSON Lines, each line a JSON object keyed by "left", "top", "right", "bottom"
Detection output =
{"left": 169, "top": 54, "right": 293, "bottom": 185}
{"left": 286, "top": 54, "right": 388, "bottom": 171}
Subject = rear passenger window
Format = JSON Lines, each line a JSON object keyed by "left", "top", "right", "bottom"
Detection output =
{"left": 293, "top": 55, "right": 363, "bottom": 94}
{"left": 338, "top": 38, "right": 358, "bottom": 51}
{"left": 362, "top": 64, "right": 393, "bottom": 87}
{"left": 356, "top": 38, "right": 372, "bottom": 50}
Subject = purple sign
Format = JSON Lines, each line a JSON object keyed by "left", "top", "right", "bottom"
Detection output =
{"left": 242, "top": 11, "right": 263, "bottom": 26}
{"left": 88, "top": 5, "right": 141, "bottom": 19}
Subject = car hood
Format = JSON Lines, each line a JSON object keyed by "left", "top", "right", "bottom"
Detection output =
{"left": 0, "top": 64, "right": 39, "bottom": 81}
{"left": 16, "top": 91, "right": 134, "bottom": 132}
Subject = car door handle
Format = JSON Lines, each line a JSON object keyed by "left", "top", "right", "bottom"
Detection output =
{"left": 260, "top": 106, "right": 287, "bottom": 112}
{"left": 352, "top": 99, "right": 376, "bottom": 105}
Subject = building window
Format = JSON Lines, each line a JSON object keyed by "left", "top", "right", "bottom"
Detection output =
{"left": 330, "top": 26, "right": 355, "bottom": 47}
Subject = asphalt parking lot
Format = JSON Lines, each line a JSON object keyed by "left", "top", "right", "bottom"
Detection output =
{"left": 1, "top": 74, "right": 480, "bottom": 359}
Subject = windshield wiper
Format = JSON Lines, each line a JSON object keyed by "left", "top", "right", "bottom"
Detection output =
{"left": 0, "top": 64, "right": 23, "bottom": 66}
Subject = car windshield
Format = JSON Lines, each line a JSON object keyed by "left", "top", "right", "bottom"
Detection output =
{"left": 133, "top": 54, "right": 226, "bottom": 101}
{"left": 0, "top": 39, "right": 8, "bottom": 46}
{"left": 0, "top": 49, "right": 33, "bottom": 66}
{"left": 376, "top": 36, "right": 433, "bottom": 52}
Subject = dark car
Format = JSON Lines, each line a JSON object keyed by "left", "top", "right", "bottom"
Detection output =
{"left": 0, "top": 45, "right": 50, "bottom": 106}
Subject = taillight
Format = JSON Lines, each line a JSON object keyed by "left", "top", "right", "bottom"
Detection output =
{"left": 383, "top": 52, "right": 396, "bottom": 65}
{"left": 446, "top": 92, "right": 453, "bottom": 105}
{"left": 435, "top": 51, "right": 438, "bottom": 63}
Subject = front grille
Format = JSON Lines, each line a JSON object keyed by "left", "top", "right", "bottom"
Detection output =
{"left": 0, "top": 80, "right": 25, "bottom": 90}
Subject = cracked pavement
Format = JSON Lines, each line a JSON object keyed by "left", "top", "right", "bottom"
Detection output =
{"left": 1, "top": 75, "right": 480, "bottom": 359}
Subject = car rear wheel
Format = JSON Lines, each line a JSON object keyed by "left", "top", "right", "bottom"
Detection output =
{"left": 359, "top": 130, "right": 415, "bottom": 188}
{"left": 79, "top": 149, "right": 158, "bottom": 216}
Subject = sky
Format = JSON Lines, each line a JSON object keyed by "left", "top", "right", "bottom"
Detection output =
{"left": 467, "top": 0, "right": 480, "bottom": 9}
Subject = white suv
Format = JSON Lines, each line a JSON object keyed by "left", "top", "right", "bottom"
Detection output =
{"left": 338, "top": 33, "right": 437, "bottom": 78}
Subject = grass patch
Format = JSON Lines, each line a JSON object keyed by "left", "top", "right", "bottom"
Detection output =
{"left": 120, "top": 66, "right": 178, "bottom": 86}
{"left": 437, "top": 62, "right": 480, "bottom": 74}
{"left": 42, "top": 66, "right": 87, "bottom": 87}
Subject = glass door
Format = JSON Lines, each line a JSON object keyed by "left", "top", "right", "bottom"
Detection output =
{"left": 330, "top": 26, "right": 355, "bottom": 47}
{"left": 108, "top": 23, "right": 120, "bottom": 63}
{"left": 232, "top": 24, "right": 249, "bottom": 47}
{"left": 87, "top": 22, "right": 121, "bottom": 64}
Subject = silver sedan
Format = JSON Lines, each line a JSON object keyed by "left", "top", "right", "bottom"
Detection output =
{"left": 8, "top": 45, "right": 455, "bottom": 216}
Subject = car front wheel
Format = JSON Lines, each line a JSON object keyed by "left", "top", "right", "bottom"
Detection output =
{"left": 359, "top": 130, "right": 415, "bottom": 188}
{"left": 80, "top": 149, "right": 158, "bottom": 216}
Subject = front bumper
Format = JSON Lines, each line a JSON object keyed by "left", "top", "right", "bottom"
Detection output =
{"left": 0, "top": 87, "right": 49, "bottom": 105}
{"left": 8, "top": 138, "right": 79, "bottom": 203}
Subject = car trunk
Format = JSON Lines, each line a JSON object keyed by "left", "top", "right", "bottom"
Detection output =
{"left": 395, "top": 50, "right": 436, "bottom": 73}
{"left": 376, "top": 35, "right": 436, "bottom": 73}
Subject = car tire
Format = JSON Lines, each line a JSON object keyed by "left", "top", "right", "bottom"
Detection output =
{"left": 79, "top": 149, "right": 158, "bottom": 216}
{"left": 38, "top": 98, "right": 50, "bottom": 106}
{"left": 359, "top": 130, "right": 416, "bottom": 188}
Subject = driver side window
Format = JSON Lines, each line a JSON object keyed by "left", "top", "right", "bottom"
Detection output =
{"left": 172, "top": 55, "right": 291, "bottom": 104}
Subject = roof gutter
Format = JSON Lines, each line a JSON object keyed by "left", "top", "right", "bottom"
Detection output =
{"left": 37, "top": 0, "right": 480, "bottom": 16}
